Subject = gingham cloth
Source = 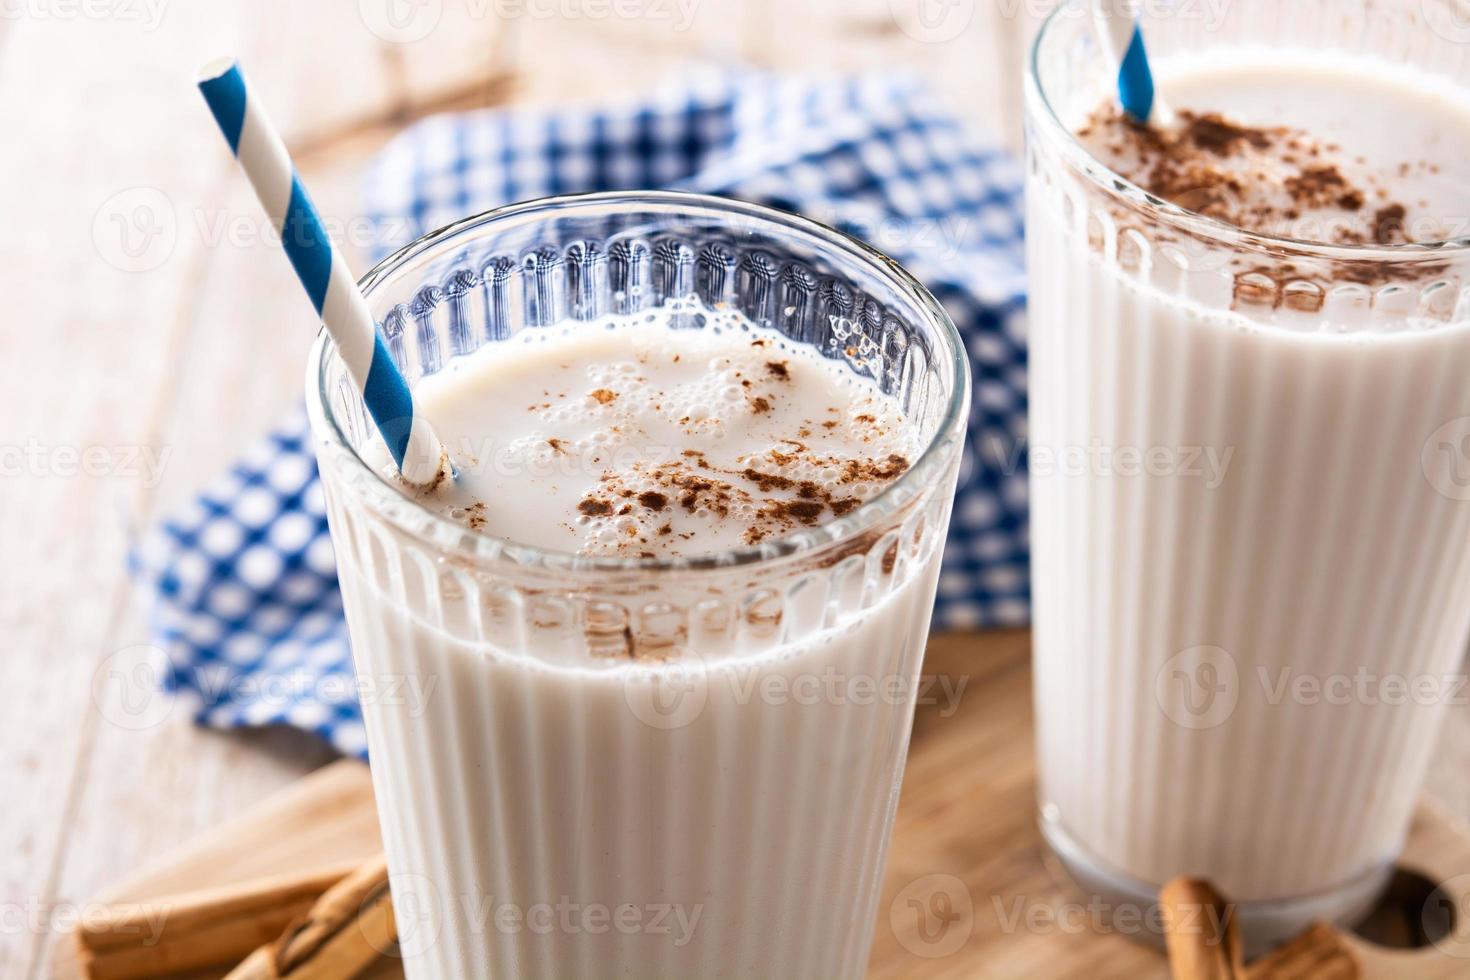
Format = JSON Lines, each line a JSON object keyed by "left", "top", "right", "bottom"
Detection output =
{"left": 137, "top": 71, "right": 1028, "bottom": 757}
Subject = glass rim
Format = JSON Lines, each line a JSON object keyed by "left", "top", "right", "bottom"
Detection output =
{"left": 306, "top": 190, "right": 970, "bottom": 576}
{"left": 1025, "top": 0, "right": 1470, "bottom": 261}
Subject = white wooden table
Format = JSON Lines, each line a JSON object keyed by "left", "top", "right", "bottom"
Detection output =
{"left": 8, "top": 3, "right": 1470, "bottom": 977}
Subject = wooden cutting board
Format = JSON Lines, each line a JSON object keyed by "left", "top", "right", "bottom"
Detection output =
{"left": 54, "top": 631, "right": 1470, "bottom": 978}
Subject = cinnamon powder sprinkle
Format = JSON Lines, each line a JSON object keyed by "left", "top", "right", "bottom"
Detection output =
{"left": 767, "top": 498, "right": 824, "bottom": 525}
{"left": 742, "top": 467, "right": 796, "bottom": 492}
{"left": 571, "top": 442, "right": 911, "bottom": 556}
{"left": 1182, "top": 113, "right": 1272, "bottom": 156}
{"left": 1077, "top": 102, "right": 1448, "bottom": 287}
{"left": 841, "top": 454, "right": 910, "bottom": 483}
{"left": 1373, "top": 204, "right": 1409, "bottom": 246}
{"left": 1284, "top": 165, "right": 1363, "bottom": 212}
{"left": 1085, "top": 106, "right": 1413, "bottom": 247}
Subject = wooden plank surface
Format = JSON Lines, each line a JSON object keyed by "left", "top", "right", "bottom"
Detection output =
{"left": 50, "top": 632, "right": 1470, "bottom": 978}
{"left": 10, "top": 2, "right": 1470, "bottom": 979}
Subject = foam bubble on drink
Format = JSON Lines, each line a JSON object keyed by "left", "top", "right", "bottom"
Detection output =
{"left": 370, "top": 303, "right": 920, "bottom": 558}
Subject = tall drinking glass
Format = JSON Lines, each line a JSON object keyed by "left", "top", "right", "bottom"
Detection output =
{"left": 1026, "top": 0, "right": 1470, "bottom": 950}
{"left": 305, "top": 192, "right": 968, "bottom": 977}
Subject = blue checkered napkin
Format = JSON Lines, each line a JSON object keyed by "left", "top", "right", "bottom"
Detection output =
{"left": 136, "top": 71, "right": 1028, "bottom": 755}
{"left": 134, "top": 410, "right": 371, "bottom": 755}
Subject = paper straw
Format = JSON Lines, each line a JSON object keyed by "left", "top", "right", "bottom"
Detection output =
{"left": 197, "top": 57, "right": 449, "bottom": 487}
{"left": 1092, "top": 4, "right": 1174, "bottom": 126}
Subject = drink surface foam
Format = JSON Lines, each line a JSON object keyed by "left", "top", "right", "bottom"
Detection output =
{"left": 1075, "top": 50, "right": 1470, "bottom": 249}
{"left": 381, "top": 307, "right": 919, "bottom": 558}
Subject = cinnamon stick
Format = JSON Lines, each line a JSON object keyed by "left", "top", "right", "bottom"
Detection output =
{"left": 1245, "top": 922, "right": 1361, "bottom": 980}
{"left": 1160, "top": 877, "right": 1246, "bottom": 980}
{"left": 75, "top": 863, "right": 359, "bottom": 980}
{"left": 224, "top": 855, "right": 395, "bottom": 980}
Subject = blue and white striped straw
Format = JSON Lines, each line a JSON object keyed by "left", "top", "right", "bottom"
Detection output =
{"left": 197, "top": 57, "right": 449, "bottom": 487}
{"left": 1093, "top": 4, "right": 1174, "bottom": 126}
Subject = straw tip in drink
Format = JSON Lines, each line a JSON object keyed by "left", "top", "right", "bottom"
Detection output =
{"left": 400, "top": 442, "right": 456, "bottom": 491}
{"left": 197, "top": 56, "right": 240, "bottom": 85}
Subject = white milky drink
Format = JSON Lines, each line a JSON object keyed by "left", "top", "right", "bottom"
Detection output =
{"left": 409, "top": 313, "right": 919, "bottom": 561}
{"left": 1027, "top": 0, "right": 1470, "bottom": 949}
{"left": 306, "top": 195, "right": 967, "bottom": 979}
{"left": 339, "top": 315, "right": 940, "bottom": 977}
